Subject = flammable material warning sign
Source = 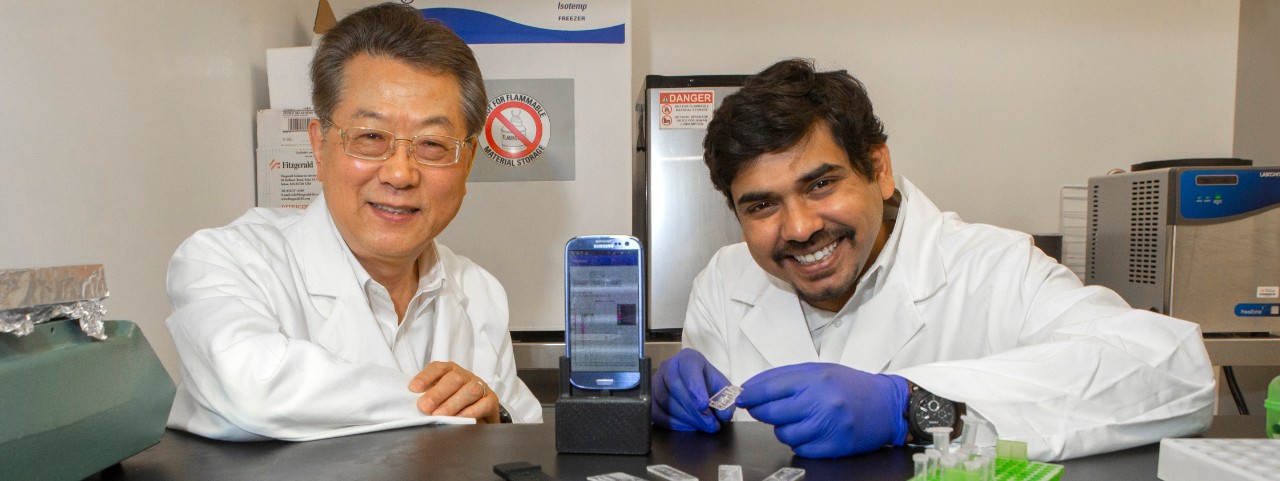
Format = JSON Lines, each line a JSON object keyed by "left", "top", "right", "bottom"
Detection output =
{"left": 483, "top": 92, "right": 551, "bottom": 167}
{"left": 471, "top": 78, "right": 576, "bottom": 182}
{"left": 657, "top": 90, "right": 715, "bottom": 129}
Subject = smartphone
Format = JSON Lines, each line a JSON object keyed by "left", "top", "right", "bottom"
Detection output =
{"left": 565, "top": 235, "right": 644, "bottom": 390}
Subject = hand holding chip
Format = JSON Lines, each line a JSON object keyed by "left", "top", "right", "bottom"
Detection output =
{"left": 737, "top": 362, "right": 910, "bottom": 458}
{"left": 652, "top": 348, "right": 735, "bottom": 432}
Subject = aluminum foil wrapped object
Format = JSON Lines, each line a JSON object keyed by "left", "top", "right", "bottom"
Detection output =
{"left": 0, "top": 265, "right": 108, "bottom": 340}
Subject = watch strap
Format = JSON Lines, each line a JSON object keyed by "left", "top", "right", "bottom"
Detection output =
{"left": 904, "top": 382, "right": 963, "bottom": 444}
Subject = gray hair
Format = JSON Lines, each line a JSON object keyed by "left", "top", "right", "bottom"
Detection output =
{"left": 310, "top": 2, "right": 486, "bottom": 138}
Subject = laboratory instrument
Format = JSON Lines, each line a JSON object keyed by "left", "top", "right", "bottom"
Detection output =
{"left": 558, "top": 237, "right": 652, "bottom": 455}
{"left": 708, "top": 385, "right": 742, "bottom": 410}
{"left": 588, "top": 473, "right": 650, "bottom": 481}
{"left": 909, "top": 439, "right": 1063, "bottom": 481}
{"left": 0, "top": 265, "right": 175, "bottom": 480}
{"left": 1157, "top": 438, "right": 1280, "bottom": 481}
{"left": 1086, "top": 161, "right": 1280, "bottom": 334}
{"left": 565, "top": 235, "right": 645, "bottom": 390}
{"left": 1268, "top": 375, "right": 1280, "bottom": 439}
{"left": 761, "top": 467, "right": 805, "bottom": 481}
{"left": 718, "top": 464, "right": 742, "bottom": 481}
{"left": 647, "top": 464, "right": 698, "bottom": 481}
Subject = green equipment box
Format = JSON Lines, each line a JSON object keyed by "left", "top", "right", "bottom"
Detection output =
{"left": 0, "top": 319, "right": 176, "bottom": 481}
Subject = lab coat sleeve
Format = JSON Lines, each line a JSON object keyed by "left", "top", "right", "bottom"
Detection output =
{"left": 680, "top": 248, "right": 735, "bottom": 377}
{"left": 485, "top": 322, "right": 542, "bottom": 424}
{"left": 454, "top": 261, "right": 543, "bottom": 424}
{"left": 894, "top": 236, "right": 1215, "bottom": 461}
{"left": 166, "top": 227, "right": 464, "bottom": 441}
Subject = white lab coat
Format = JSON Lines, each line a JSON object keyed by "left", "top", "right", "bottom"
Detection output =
{"left": 683, "top": 177, "right": 1214, "bottom": 461}
{"left": 166, "top": 194, "right": 542, "bottom": 441}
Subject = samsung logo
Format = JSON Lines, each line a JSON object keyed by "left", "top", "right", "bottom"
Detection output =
{"left": 1261, "top": 172, "right": 1280, "bottom": 178}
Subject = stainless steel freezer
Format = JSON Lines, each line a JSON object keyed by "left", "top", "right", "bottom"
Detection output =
{"left": 634, "top": 75, "right": 747, "bottom": 333}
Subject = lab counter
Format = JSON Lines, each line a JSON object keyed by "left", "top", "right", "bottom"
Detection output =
{"left": 87, "top": 414, "right": 1265, "bottom": 481}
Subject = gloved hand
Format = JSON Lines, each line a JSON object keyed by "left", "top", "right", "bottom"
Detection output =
{"left": 652, "top": 348, "right": 735, "bottom": 433}
{"left": 736, "top": 363, "right": 909, "bottom": 458}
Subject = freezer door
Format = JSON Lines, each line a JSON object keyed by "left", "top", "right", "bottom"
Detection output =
{"left": 640, "top": 84, "right": 743, "bottom": 331}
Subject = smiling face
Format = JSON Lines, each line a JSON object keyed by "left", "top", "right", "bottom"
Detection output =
{"left": 730, "top": 123, "right": 895, "bottom": 311}
{"left": 308, "top": 54, "right": 475, "bottom": 271}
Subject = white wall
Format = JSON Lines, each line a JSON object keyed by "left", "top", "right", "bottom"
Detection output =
{"left": 0, "top": 1, "right": 1244, "bottom": 380}
{"left": 1235, "top": 0, "right": 1280, "bottom": 165}
{"left": 0, "top": 0, "right": 314, "bottom": 378}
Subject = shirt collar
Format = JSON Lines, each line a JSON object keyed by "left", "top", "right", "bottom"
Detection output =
{"left": 329, "top": 219, "right": 447, "bottom": 300}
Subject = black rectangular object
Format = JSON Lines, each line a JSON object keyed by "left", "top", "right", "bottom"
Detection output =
{"left": 493, "top": 461, "right": 556, "bottom": 481}
{"left": 555, "top": 356, "right": 651, "bottom": 455}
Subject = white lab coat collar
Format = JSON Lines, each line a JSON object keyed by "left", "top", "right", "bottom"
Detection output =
{"left": 280, "top": 194, "right": 390, "bottom": 366}
{"left": 728, "top": 176, "right": 948, "bottom": 371}
{"left": 287, "top": 193, "right": 355, "bottom": 300}
{"left": 892, "top": 177, "right": 948, "bottom": 302}
{"left": 281, "top": 194, "right": 474, "bottom": 370}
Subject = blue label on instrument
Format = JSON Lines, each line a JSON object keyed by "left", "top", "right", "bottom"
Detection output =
{"left": 1235, "top": 304, "right": 1280, "bottom": 317}
{"left": 1179, "top": 169, "right": 1280, "bottom": 219}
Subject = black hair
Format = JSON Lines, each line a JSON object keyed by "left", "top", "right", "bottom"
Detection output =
{"left": 703, "top": 58, "right": 888, "bottom": 209}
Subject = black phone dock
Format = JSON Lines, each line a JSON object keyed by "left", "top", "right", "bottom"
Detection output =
{"left": 554, "top": 356, "right": 652, "bottom": 455}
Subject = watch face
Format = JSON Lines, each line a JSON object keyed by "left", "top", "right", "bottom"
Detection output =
{"left": 912, "top": 391, "right": 956, "bottom": 429}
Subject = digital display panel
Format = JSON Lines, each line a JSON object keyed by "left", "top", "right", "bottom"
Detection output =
{"left": 1195, "top": 174, "right": 1238, "bottom": 186}
{"left": 567, "top": 250, "right": 641, "bottom": 372}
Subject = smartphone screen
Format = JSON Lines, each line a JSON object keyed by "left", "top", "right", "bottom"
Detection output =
{"left": 565, "top": 236, "right": 644, "bottom": 390}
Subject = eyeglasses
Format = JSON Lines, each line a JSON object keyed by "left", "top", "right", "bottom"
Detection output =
{"left": 324, "top": 120, "right": 470, "bottom": 166}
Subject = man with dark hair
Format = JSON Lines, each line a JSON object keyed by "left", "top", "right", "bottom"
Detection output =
{"left": 165, "top": 3, "right": 540, "bottom": 441}
{"left": 652, "top": 58, "right": 1214, "bottom": 461}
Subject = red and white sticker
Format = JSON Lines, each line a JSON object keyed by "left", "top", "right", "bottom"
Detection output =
{"left": 482, "top": 93, "right": 550, "bottom": 167}
{"left": 658, "top": 90, "right": 714, "bottom": 130}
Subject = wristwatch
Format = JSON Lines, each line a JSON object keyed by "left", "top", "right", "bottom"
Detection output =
{"left": 904, "top": 382, "right": 963, "bottom": 444}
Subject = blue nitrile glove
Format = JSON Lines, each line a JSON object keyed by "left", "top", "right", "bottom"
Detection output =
{"left": 652, "top": 348, "right": 735, "bottom": 433}
{"left": 736, "top": 363, "right": 910, "bottom": 458}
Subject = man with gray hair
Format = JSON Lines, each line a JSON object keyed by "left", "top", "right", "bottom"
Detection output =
{"left": 165, "top": 2, "right": 541, "bottom": 441}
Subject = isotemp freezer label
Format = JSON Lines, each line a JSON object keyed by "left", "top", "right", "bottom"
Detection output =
{"left": 658, "top": 90, "right": 715, "bottom": 129}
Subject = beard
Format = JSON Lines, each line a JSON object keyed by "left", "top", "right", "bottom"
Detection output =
{"left": 795, "top": 274, "right": 859, "bottom": 306}
{"left": 771, "top": 225, "right": 861, "bottom": 307}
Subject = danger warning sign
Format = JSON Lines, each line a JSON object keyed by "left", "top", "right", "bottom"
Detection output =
{"left": 483, "top": 92, "right": 551, "bottom": 166}
{"left": 657, "top": 90, "right": 715, "bottom": 129}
